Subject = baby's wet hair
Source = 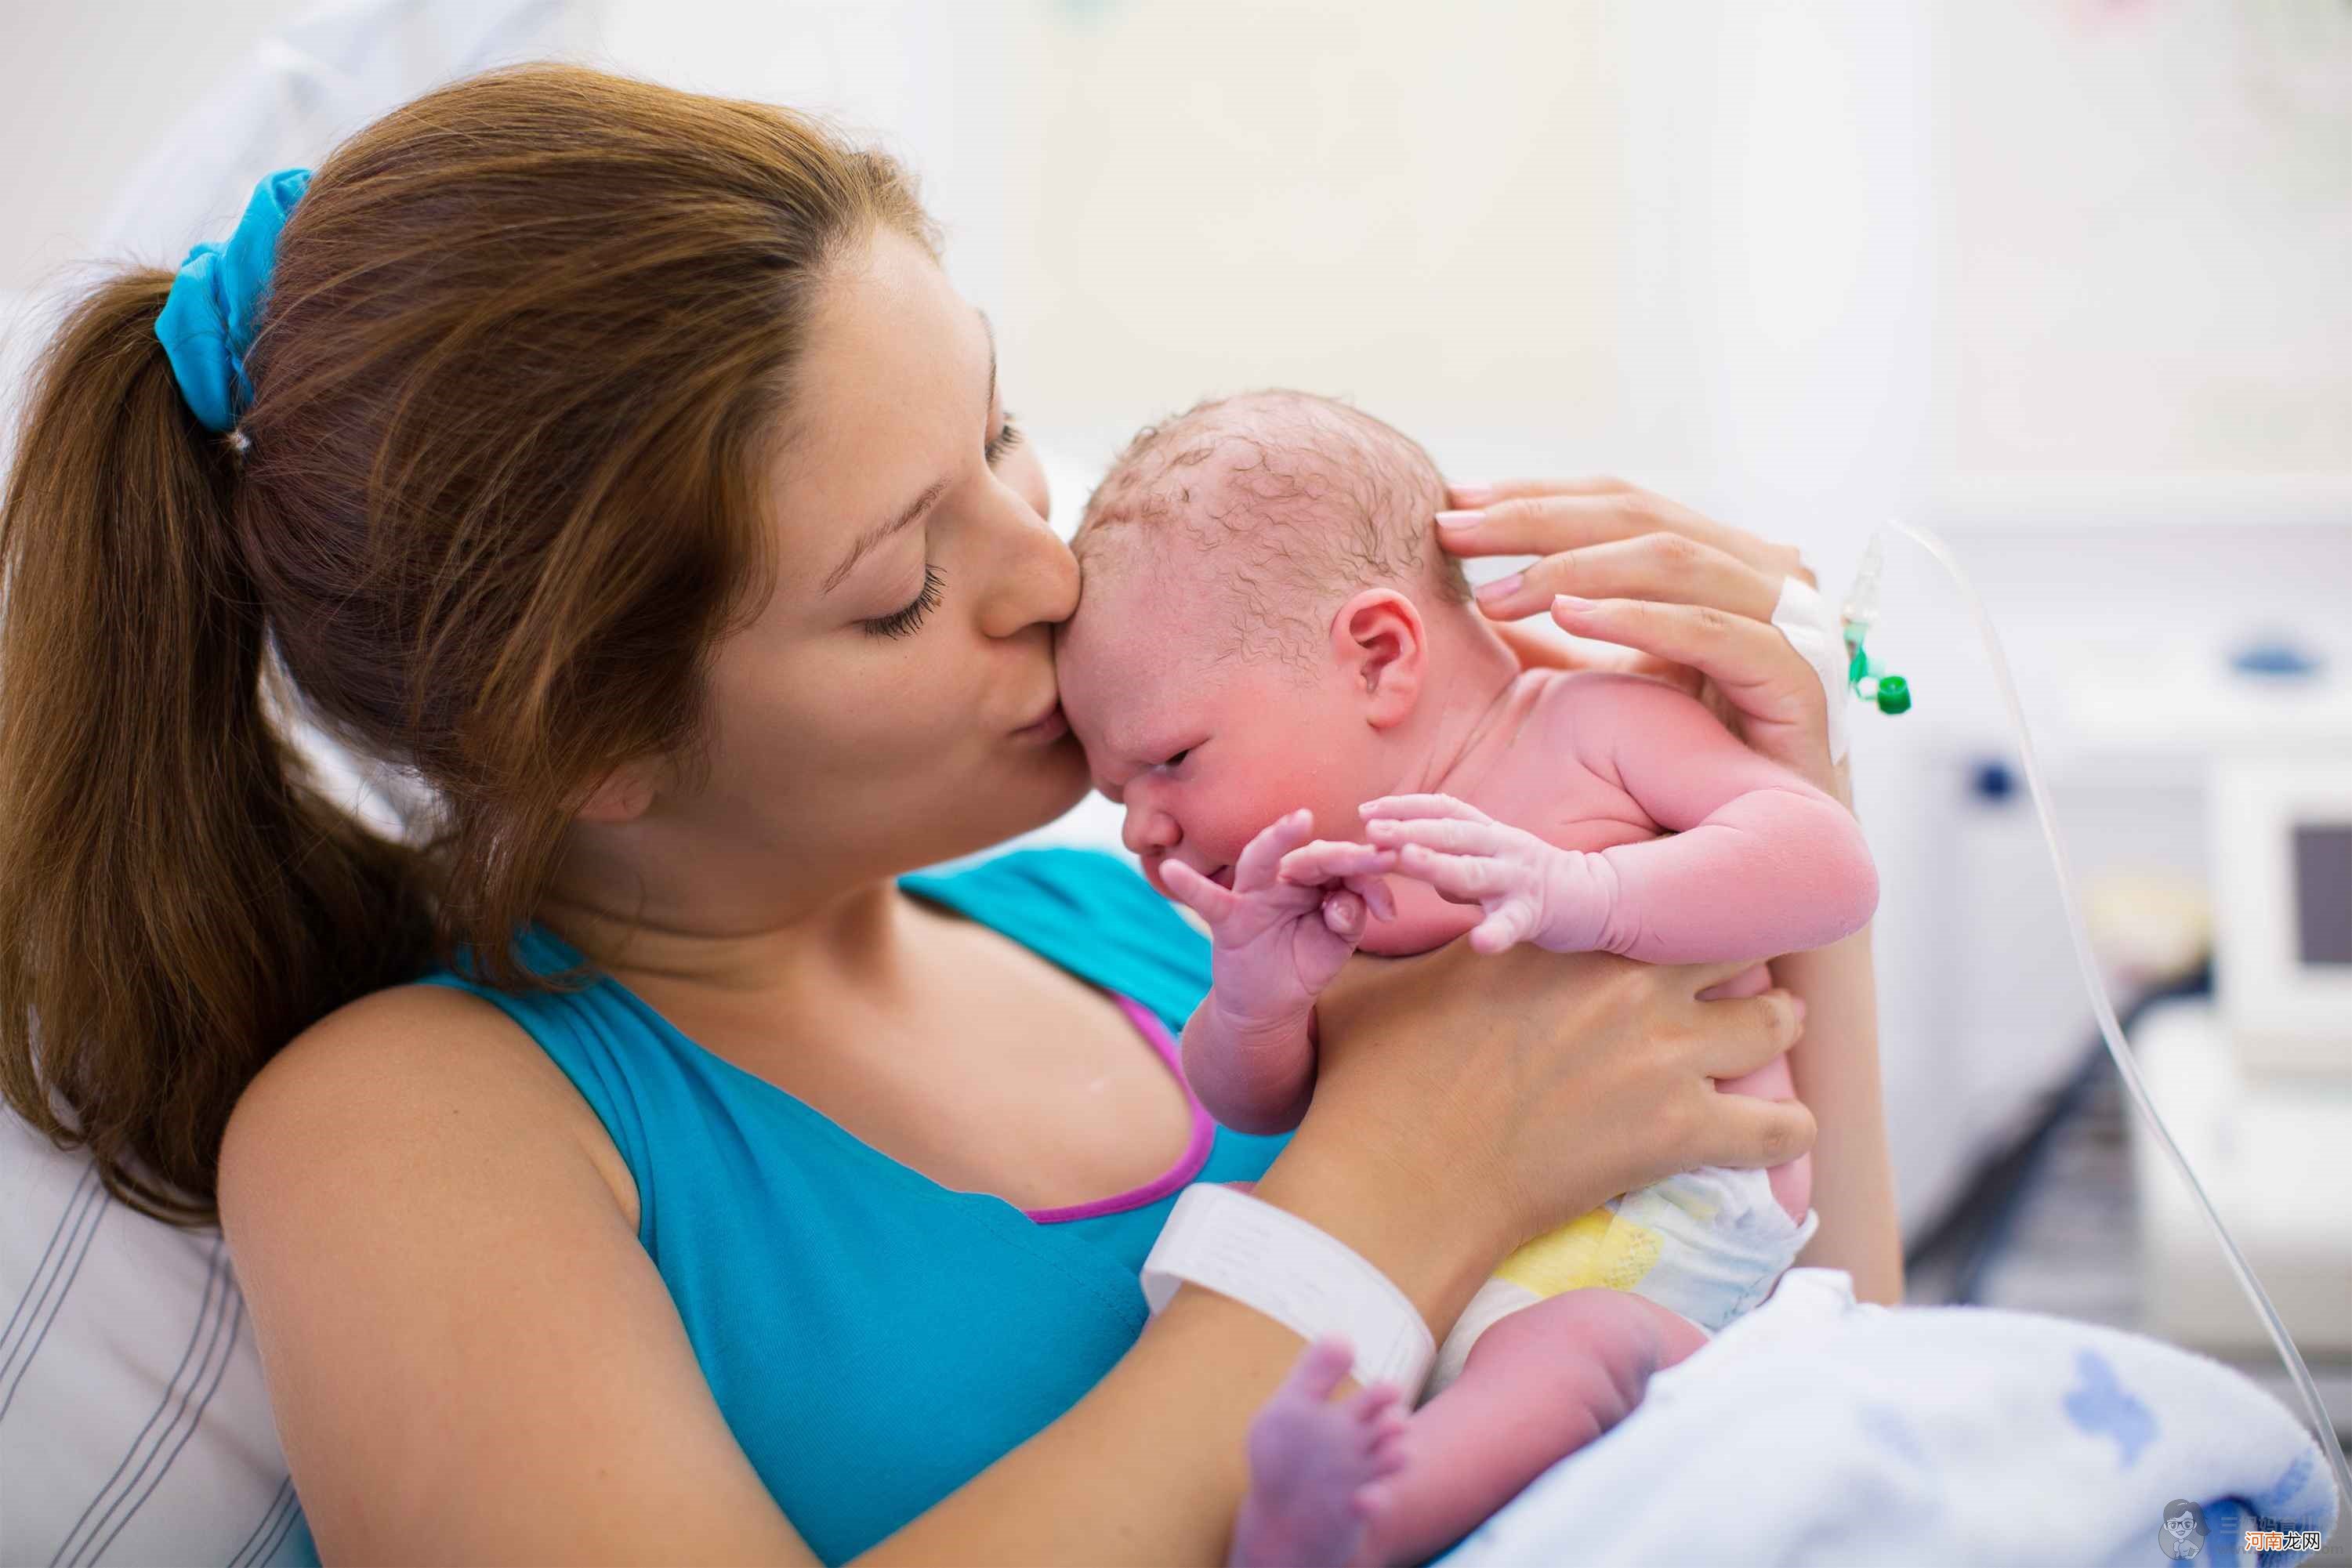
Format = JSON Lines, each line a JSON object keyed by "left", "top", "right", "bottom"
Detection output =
{"left": 1074, "top": 389, "right": 1473, "bottom": 671}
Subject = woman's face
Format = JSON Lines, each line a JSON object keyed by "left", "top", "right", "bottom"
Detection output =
{"left": 685, "top": 227, "right": 1091, "bottom": 893}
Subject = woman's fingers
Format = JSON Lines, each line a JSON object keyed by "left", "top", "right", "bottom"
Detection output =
{"left": 1698, "top": 1093, "right": 1818, "bottom": 1175}
{"left": 1674, "top": 954, "right": 1782, "bottom": 995}
{"left": 1467, "top": 532, "right": 1780, "bottom": 626}
{"left": 1437, "top": 480, "right": 1807, "bottom": 585}
{"left": 1691, "top": 985, "right": 1809, "bottom": 1081}
{"left": 1448, "top": 476, "right": 1633, "bottom": 508}
{"left": 1549, "top": 596, "right": 1832, "bottom": 791}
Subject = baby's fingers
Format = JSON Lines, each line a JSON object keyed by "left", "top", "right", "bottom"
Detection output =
{"left": 1468, "top": 905, "right": 1533, "bottom": 954}
{"left": 1343, "top": 871, "right": 1397, "bottom": 922}
{"left": 1364, "top": 814, "right": 1515, "bottom": 860}
{"left": 1357, "top": 792, "right": 1493, "bottom": 826}
{"left": 1389, "top": 843, "right": 1509, "bottom": 905}
{"left": 1279, "top": 839, "right": 1396, "bottom": 885}
{"left": 1233, "top": 808, "right": 1318, "bottom": 894}
{"left": 1157, "top": 859, "right": 1234, "bottom": 922}
{"left": 1320, "top": 889, "right": 1368, "bottom": 941}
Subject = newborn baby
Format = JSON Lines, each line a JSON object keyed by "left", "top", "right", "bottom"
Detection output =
{"left": 1055, "top": 391, "right": 1879, "bottom": 1568}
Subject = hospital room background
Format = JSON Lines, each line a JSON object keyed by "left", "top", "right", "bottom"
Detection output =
{"left": 2, "top": 0, "right": 2347, "bottom": 1547}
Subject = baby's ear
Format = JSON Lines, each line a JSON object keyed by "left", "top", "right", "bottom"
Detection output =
{"left": 1330, "top": 589, "right": 1425, "bottom": 728}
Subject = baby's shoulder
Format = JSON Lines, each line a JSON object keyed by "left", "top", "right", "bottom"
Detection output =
{"left": 1519, "top": 666, "right": 1701, "bottom": 746}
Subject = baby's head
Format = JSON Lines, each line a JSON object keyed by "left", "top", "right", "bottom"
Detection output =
{"left": 1055, "top": 389, "right": 1488, "bottom": 897}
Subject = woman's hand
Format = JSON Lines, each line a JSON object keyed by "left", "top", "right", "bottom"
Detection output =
{"left": 1435, "top": 477, "right": 1843, "bottom": 802}
{"left": 1286, "top": 938, "right": 1814, "bottom": 1303}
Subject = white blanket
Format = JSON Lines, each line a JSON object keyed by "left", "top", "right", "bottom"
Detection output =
{"left": 1427, "top": 1269, "right": 2340, "bottom": 1567}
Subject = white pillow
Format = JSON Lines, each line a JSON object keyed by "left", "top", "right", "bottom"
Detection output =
{"left": 0, "top": 1111, "right": 312, "bottom": 1568}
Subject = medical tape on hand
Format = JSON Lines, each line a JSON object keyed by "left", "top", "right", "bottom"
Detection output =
{"left": 1770, "top": 574, "right": 1851, "bottom": 764}
{"left": 1140, "top": 1182, "right": 1437, "bottom": 1400}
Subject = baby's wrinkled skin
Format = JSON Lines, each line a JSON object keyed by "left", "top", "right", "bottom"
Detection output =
{"left": 1053, "top": 390, "right": 1877, "bottom": 1568}
{"left": 1054, "top": 391, "right": 1874, "bottom": 1142}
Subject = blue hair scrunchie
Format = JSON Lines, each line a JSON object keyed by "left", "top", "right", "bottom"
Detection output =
{"left": 154, "top": 167, "right": 312, "bottom": 433}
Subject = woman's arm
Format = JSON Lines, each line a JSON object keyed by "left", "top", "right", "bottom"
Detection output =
{"left": 1778, "top": 911, "right": 1903, "bottom": 1303}
{"left": 1438, "top": 478, "right": 1901, "bottom": 1302}
{"left": 226, "top": 940, "right": 1807, "bottom": 1565}
{"left": 220, "top": 987, "right": 817, "bottom": 1565}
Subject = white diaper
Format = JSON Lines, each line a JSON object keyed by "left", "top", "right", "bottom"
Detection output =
{"left": 1421, "top": 1165, "right": 1817, "bottom": 1403}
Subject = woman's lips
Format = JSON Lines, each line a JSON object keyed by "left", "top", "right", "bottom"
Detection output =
{"left": 1012, "top": 702, "right": 1067, "bottom": 741}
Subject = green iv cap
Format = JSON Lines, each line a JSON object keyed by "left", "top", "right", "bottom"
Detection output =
{"left": 1875, "top": 675, "right": 1911, "bottom": 714}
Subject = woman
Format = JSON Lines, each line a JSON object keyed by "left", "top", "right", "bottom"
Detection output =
{"left": 0, "top": 65, "right": 1892, "bottom": 1564}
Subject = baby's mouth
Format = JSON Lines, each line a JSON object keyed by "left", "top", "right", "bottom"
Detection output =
{"left": 1209, "top": 865, "right": 1235, "bottom": 889}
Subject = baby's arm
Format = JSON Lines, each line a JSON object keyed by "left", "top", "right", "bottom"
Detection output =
{"left": 1560, "top": 672, "right": 1877, "bottom": 961}
{"left": 1161, "top": 810, "right": 1397, "bottom": 1136}
{"left": 1366, "top": 673, "right": 1875, "bottom": 961}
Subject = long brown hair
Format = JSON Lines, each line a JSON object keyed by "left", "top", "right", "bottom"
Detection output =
{"left": 0, "top": 64, "right": 936, "bottom": 1223}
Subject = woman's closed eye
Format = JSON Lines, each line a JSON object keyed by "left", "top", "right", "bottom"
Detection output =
{"left": 986, "top": 413, "right": 1023, "bottom": 465}
{"left": 858, "top": 417, "right": 1020, "bottom": 640}
{"left": 861, "top": 563, "right": 944, "bottom": 639}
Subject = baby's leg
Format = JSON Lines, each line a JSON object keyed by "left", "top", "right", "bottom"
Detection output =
{"left": 1355, "top": 1290, "right": 1709, "bottom": 1566}
{"left": 1695, "top": 961, "right": 1810, "bottom": 1221}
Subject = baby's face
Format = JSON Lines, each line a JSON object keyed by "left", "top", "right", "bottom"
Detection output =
{"left": 1055, "top": 567, "right": 1383, "bottom": 903}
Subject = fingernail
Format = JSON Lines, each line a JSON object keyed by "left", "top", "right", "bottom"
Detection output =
{"left": 1449, "top": 483, "right": 1496, "bottom": 506}
{"left": 1474, "top": 572, "right": 1522, "bottom": 603}
{"left": 1435, "top": 509, "right": 1485, "bottom": 531}
{"left": 1553, "top": 594, "right": 1593, "bottom": 614}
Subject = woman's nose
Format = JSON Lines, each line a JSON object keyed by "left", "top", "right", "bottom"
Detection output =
{"left": 974, "top": 487, "right": 1080, "bottom": 640}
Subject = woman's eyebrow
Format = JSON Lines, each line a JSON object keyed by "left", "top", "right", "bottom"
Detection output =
{"left": 821, "top": 481, "right": 944, "bottom": 596}
{"left": 821, "top": 307, "right": 998, "bottom": 599}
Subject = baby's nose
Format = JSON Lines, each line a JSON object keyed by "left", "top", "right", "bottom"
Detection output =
{"left": 1122, "top": 805, "right": 1179, "bottom": 859}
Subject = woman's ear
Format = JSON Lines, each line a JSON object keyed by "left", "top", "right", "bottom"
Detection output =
{"left": 574, "top": 758, "right": 662, "bottom": 825}
{"left": 1328, "top": 589, "right": 1426, "bottom": 730}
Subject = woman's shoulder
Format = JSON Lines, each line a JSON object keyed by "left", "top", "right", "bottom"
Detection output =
{"left": 221, "top": 982, "right": 636, "bottom": 1236}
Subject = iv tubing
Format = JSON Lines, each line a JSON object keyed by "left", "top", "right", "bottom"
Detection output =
{"left": 1877, "top": 519, "right": 2352, "bottom": 1519}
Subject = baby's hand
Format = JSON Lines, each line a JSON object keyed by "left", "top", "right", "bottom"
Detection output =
{"left": 1360, "top": 793, "right": 1612, "bottom": 956}
{"left": 1159, "top": 809, "right": 1398, "bottom": 1034}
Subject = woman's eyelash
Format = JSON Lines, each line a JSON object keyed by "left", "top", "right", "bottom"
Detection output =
{"left": 862, "top": 563, "right": 944, "bottom": 639}
{"left": 986, "top": 414, "right": 1024, "bottom": 464}
{"left": 857, "top": 416, "right": 1015, "bottom": 640}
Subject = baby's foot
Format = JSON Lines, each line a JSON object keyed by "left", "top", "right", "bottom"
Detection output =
{"left": 1228, "top": 1336, "right": 1413, "bottom": 1568}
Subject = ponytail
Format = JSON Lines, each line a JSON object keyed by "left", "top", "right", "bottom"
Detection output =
{"left": 2, "top": 63, "right": 942, "bottom": 1226}
{"left": 0, "top": 273, "right": 435, "bottom": 1223}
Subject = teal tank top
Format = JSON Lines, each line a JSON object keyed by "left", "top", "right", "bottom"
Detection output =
{"left": 414, "top": 846, "right": 1293, "bottom": 1565}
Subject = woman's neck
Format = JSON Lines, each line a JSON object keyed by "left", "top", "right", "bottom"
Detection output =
{"left": 535, "top": 862, "right": 915, "bottom": 1005}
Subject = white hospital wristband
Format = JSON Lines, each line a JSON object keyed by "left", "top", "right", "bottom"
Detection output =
{"left": 1140, "top": 1182, "right": 1437, "bottom": 1400}
{"left": 1770, "top": 574, "right": 1852, "bottom": 765}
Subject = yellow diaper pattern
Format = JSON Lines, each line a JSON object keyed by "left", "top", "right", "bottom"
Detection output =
{"left": 1492, "top": 1204, "right": 1664, "bottom": 1298}
{"left": 1418, "top": 1166, "right": 1817, "bottom": 1406}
